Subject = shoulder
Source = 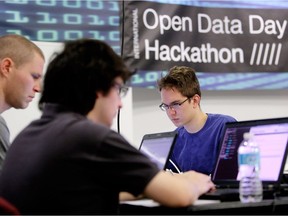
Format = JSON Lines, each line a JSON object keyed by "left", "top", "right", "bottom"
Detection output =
{"left": 0, "top": 115, "right": 10, "bottom": 149}
{"left": 69, "top": 116, "right": 131, "bottom": 148}
{"left": 207, "top": 113, "right": 237, "bottom": 123}
{"left": 64, "top": 116, "right": 113, "bottom": 141}
{"left": 0, "top": 116, "right": 7, "bottom": 125}
{"left": 205, "top": 113, "right": 236, "bottom": 130}
{"left": 0, "top": 116, "right": 9, "bottom": 131}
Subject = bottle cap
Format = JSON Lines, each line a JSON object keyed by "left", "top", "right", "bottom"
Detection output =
{"left": 243, "top": 132, "right": 254, "bottom": 140}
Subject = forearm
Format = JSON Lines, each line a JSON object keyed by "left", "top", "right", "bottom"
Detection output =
{"left": 119, "top": 192, "right": 144, "bottom": 201}
{"left": 143, "top": 171, "right": 214, "bottom": 207}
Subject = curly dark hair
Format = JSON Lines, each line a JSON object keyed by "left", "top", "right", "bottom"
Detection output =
{"left": 39, "top": 39, "right": 133, "bottom": 115}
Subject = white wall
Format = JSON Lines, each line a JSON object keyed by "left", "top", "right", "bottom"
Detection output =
{"left": 132, "top": 87, "right": 288, "bottom": 148}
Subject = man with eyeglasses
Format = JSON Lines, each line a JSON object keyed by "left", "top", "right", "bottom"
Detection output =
{"left": 158, "top": 66, "right": 236, "bottom": 176}
{"left": 0, "top": 40, "right": 214, "bottom": 215}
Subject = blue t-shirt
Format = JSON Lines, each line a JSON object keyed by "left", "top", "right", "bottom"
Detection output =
{"left": 166, "top": 113, "right": 236, "bottom": 175}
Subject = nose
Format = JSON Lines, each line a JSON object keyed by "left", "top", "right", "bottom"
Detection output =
{"left": 167, "top": 107, "right": 176, "bottom": 115}
{"left": 33, "top": 81, "right": 41, "bottom": 93}
{"left": 167, "top": 106, "right": 176, "bottom": 112}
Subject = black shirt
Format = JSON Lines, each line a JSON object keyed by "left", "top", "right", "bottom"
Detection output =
{"left": 0, "top": 104, "right": 159, "bottom": 215}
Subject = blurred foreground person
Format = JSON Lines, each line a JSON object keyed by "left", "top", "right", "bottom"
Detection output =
{"left": 0, "top": 39, "right": 214, "bottom": 215}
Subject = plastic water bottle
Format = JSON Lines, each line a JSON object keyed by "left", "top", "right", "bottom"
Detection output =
{"left": 237, "top": 132, "right": 263, "bottom": 203}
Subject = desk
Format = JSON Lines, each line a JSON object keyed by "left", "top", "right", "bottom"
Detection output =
{"left": 119, "top": 197, "right": 288, "bottom": 214}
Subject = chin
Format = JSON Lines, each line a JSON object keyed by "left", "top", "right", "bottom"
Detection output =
{"left": 172, "top": 120, "right": 179, "bottom": 125}
{"left": 16, "top": 104, "right": 28, "bottom": 109}
{"left": 173, "top": 122, "right": 183, "bottom": 127}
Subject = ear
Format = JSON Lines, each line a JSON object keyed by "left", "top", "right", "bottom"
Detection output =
{"left": 96, "top": 91, "right": 103, "bottom": 99}
{"left": 192, "top": 94, "right": 201, "bottom": 106}
{"left": 0, "top": 58, "right": 13, "bottom": 76}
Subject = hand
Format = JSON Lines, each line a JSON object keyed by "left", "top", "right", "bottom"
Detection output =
{"left": 181, "top": 170, "right": 216, "bottom": 196}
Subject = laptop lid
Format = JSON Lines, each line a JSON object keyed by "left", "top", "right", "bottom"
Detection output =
{"left": 139, "top": 131, "right": 177, "bottom": 170}
{"left": 212, "top": 117, "right": 288, "bottom": 188}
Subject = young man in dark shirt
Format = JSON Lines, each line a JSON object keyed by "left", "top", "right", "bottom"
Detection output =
{"left": 0, "top": 39, "right": 214, "bottom": 215}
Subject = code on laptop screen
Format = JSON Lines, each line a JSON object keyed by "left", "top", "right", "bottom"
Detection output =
{"left": 213, "top": 122, "right": 288, "bottom": 182}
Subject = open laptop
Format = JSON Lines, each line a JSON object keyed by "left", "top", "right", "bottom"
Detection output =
{"left": 139, "top": 131, "right": 177, "bottom": 170}
{"left": 200, "top": 117, "right": 288, "bottom": 201}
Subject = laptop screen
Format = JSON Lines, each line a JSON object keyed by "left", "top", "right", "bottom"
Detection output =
{"left": 139, "top": 131, "right": 177, "bottom": 170}
{"left": 212, "top": 117, "right": 288, "bottom": 186}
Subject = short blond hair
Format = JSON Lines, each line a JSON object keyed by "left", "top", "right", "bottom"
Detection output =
{"left": 0, "top": 34, "right": 45, "bottom": 67}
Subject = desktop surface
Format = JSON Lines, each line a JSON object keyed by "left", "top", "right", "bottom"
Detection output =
{"left": 119, "top": 197, "right": 288, "bottom": 215}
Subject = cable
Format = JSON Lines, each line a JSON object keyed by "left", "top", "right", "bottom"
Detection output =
{"left": 117, "top": 1, "right": 137, "bottom": 134}
{"left": 169, "top": 159, "right": 182, "bottom": 174}
{"left": 120, "top": 0, "right": 125, "bottom": 58}
{"left": 272, "top": 191, "right": 277, "bottom": 213}
{"left": 117, "top": 0, "right": 125, "bottom": 134}
{"left": 117, "top": 108, "right": 121, "bottom": 134}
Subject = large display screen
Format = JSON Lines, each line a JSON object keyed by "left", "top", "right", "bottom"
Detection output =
{"left": 0, "top": 0, "right": 121, "bottom": 52}
{"left": 1, "top": 0, "right": 287, "bottom": 90}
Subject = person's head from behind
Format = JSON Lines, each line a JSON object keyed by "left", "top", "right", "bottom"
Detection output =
{"left": 39, "top": 38, "right": 132, "bottom": 127}
{"left": 0, "top": 34, "right": 45, "bottom": 113}
{"left": 157, "top": 66, "right": 202, "bottom": 126}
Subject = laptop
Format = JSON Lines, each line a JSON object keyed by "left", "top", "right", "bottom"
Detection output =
{"left": 139, "top": 131, "right": 177, "bottom": 170}
{"left": 200, "top": 117, "right": 288, "bottom": 201}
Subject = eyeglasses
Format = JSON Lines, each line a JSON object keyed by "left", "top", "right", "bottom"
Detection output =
{"left": 159, "top": 97, "right": 190, "bottom": 111}
{"left": 113, "top": 82, "right": 129, "bottom": 98}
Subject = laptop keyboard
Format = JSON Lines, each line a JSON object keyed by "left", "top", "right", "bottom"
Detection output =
{"left": 199, "top": 188, "right": 240, "bottom": 201}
